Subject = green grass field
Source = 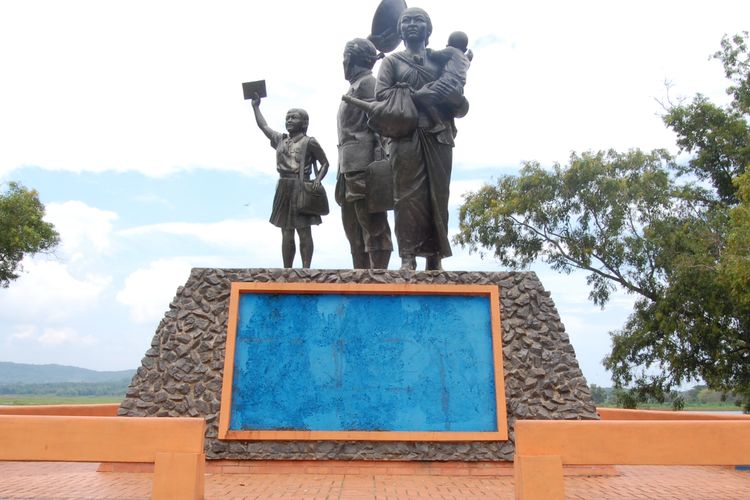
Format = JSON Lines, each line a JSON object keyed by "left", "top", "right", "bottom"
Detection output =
{"left": 0, "top": 395, "right": 123, "bottom": 405}
{"left": 640, "top": 404, "right": 741, "bottom": 411}
{"left": 598, "top": 402, "right": 742, "bottom": 412}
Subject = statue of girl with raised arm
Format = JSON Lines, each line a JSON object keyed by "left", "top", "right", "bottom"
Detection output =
{"left": 251, "top": 95, "right": 329, "bottom": 268}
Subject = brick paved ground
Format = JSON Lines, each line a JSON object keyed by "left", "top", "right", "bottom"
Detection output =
{"left": 0, "top": 461, "right": 748, "bottom": 499}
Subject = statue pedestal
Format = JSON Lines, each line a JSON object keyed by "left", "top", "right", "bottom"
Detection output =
{"left": 119, "top": 268, "right": 597, "bottom": 461}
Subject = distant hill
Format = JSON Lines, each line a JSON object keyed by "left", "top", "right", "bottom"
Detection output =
{"left": 0, "top": 362, "right": 135, "bottom": 384}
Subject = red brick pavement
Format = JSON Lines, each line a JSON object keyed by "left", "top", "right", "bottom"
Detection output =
{"left": 0, "top": 461, "right": 748, "bottom": 499}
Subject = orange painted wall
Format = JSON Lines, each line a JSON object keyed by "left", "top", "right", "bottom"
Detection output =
{"left": 597, "top": 407, "right": 750, "bottom": 420}
{"left": 0, "top": 404, "right": 120, "bottom": 416}
{"left": 0, "top": 415, "right": 206, "bottom": 500}
{"left": 0, "top": 415, "right": 204, "bottom": 462}
{"left": 515, "top": 420, "right": 750, "bottom": 465}
{"left": 513, "top": 418, "right": 750, "bottom": 499}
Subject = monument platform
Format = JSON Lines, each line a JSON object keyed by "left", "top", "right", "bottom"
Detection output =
{"left": 119, "top": 268, "right": 597, "bottom": 461}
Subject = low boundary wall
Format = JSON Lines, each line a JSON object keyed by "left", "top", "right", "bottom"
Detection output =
{"left": 0, "top": 415, "right": 205, "bottom": 500}
{"left": 0, "top": 403, "right": 120, "bottom": 416}
{"left": 514, "top": 419, "right": 750, "bottom": 500}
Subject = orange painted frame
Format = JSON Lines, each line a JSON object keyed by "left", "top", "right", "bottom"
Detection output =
{"left": 218, "top": 282, "right": 508, "bottom": 441}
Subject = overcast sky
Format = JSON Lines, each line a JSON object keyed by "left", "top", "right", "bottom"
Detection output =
{"left": 1, "top": 0, "right": 748, "bottom": 387}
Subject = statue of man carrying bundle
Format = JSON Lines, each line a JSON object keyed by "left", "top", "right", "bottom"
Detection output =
{"left": 336, "top": 38, "right": 393, "bottom": 269}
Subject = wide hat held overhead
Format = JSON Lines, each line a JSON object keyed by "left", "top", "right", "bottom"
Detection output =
{"left": 368, "top": 0, "right": 408, "bottom": 54}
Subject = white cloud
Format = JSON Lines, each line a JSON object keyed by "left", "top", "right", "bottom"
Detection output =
{"left": 132, "top": 193, "right": 175, "bottom": 210}
{"left": 305, "top": 205, "right": 368, "bottom": 270}
{"left": 0, "top": 260, "right": 110, "bottom": 323}
{"left": 0, "top": 0, "right": 358, "bottom": 178}
{"left": 5, "top": 324, "right": 95, "bottom": 347}
{"left": 119, "top": 218, "right": 275, "bottom": 249}
{"left": 116, "top": 259, "right": 194, "bottom": 324}
{"left": 45, "top": 201, "right": 118, "bottom": 262}
{"left": 119, "top": 213, "right": 356, "bottom": 270}
{"left": 10, "top": 325, "right": 36, "bottom": 340}
{"left": 120, "top": 218, "right": 291, "bottom": 268}
{"left": 443, "top": 241, "right": 505, "bottom": 272}
{"left": 37, "top": 327, "right": 96, "bottom": 346}
{"left": 449, "top": 179, "right": 488, "bottom": 210}
{"left": 2, "top": 0, "right": 748, "bottom": 178}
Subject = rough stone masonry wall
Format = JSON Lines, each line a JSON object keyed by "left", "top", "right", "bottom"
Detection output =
{"left": 119, "top": 268, "right": 598, "bottom": 461}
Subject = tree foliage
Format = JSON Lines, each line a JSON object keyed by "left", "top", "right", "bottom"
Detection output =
{"left": 721, "top": 171, "right": 750, "bottom": 311}
{"left": 0, "top": 182, "right": 59, "bottom": 287}
{"left": 455, "top": 149, "right": 712, "bottom": 306}
{"left": 662, "top": 32, "right": 750, "bottom": 204}
{"left": 455, "top": 33, "right": 750, "bottom": 412}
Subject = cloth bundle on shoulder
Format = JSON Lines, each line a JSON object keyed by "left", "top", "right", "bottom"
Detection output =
{"left": 342, "top": 83, "right": 418, "bottom": 139}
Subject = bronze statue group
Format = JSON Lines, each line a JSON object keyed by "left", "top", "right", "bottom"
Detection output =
{"left": 250, "top": 5, "right": 470, "bottom": 272}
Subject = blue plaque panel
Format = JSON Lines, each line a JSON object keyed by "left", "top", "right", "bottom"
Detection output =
{"left": 228, "top": 292, "right": 498, "bottom": 433}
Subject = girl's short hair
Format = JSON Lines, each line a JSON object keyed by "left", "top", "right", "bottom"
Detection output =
{"left": 286, "top": 108, "right": 309, "bottom": 132}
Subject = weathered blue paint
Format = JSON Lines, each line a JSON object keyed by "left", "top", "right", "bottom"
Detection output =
{"left": 229, "top": 293, "right": 497, "bottom": 432}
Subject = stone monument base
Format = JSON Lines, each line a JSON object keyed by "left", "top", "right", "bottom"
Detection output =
{"left": 119, "top": 268, "right": 597, "bottom": 461}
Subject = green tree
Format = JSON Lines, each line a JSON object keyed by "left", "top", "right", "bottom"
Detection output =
{"left": 588, "top": 384, "right": 609, "bottom": 405}
{"left": 720, "top": 171, "right": 750, "bottom": 311}
{"left": 662, "top": 32, "right": 750, "bottom": 204}
{"left": 669, "top": 393, "right": 685, "bottom": 411}
{"left": 455, "top": 33, "right": 750, "bottom": 412}
{"left": 454, "top": 149, "right": 747, "bottom": 407}
{"left": 0, "top": 182, "right": 59, "bottom": 287}
{"left": 613, "top": 388, "right": 639, "bottom": 409}
{"left": 454, "top": 149, "right": 704, "bottom": 305}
